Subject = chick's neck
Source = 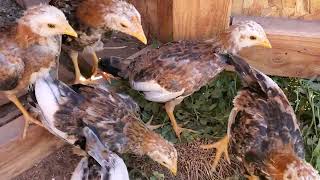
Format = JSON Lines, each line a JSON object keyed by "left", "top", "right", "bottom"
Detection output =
{"left": 265, "top": 148, "right": 319, "bottom": 180}
{"left": 124, "top": 119, "right": 162, "bottom": 156}
{"left": 15, "top": 23, "right": 46, "bottom": 48}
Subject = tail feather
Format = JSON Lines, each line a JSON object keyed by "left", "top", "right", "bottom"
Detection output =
{"left": 34, "top": 74, "right": 84, "bottom": 144}
{"left": 216, "top": 53, "right": 278, "bottom": 93}
{"left": 82, "top": 127, "right": 129, "bottom": 180}
{"left": 98, "top": 56, "right": 131, "bottom": 79}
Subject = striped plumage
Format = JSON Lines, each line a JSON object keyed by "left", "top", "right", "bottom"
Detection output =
{"left": 70, "top": 127, "right": 129, "bottom": 180}
{"left": 50, "top": 0, "right": 147, "bottom": 84}
{"left": 0, "top": 4, "right": 77, "bottom": 138}
{"left": 99, "top": 21, "right": 272, "bottom": 139}
{"left": 210, "top": 53, "right": 320, "bottom": 180}
{"left": 32, "top": 74, "right": 177, "bottom": 175}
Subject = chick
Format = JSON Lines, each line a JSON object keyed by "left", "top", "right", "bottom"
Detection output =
{"left": 32, "top": 73, "right": 178, "bottom": 175}
{"left": 50, "top": 0, "right": 147, "bottom": 84}
{"left": 98, "top": 21, "right": 272, "bottom": 139}
{"left": 202, "top": 53, "right": 320, "bottom": 179}
{"left": 0, "top": 4, "right": 77, "bottom": 138}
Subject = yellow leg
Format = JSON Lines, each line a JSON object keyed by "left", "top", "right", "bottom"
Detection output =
{"left": 69, "top": 50, "right": 85, "bottom": 84}
{"left": 245, "top": 174, "right": 259, "bottom": 180}
{"left": 200, "top": 108, "right": 238, "bottom": 170}
{"left": 200, "top": 135, "right": 230, "bottom": 170}
{"left": 145, "top": 116, "right": 164, "bottom": 130}
{"left": 90, "top": 51, "right": 99, "bottom": 78}
{"left": 7, "top": 94, "right": 43, "bottom": 139}
{"left": 165, "top": 99, "right": 197, "bottom": 139}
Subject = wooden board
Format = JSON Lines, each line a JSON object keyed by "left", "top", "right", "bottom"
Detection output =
{"left": 233, "top": 16, "right": 320, "bottom": 78}
{"left": 173, "top": 0, "right": 232, "bottom": 40}
{"left": 128, "top": 0, "right": 173, "bottom": 42}
{"left": 231, "top": 0, "right": 320, "bottom": 20}
{"left": 130, "top": 0, "right": 232, "bottom": 42}
{"left": 0, "top": 118, "right": 64, "bottom": 179}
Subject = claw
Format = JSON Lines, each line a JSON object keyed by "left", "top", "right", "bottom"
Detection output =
{"left": 101, "top": 72, "right": 119, "bottom": 84}
{"left": 200, "top": 135, "right": 230, "bottom": 170}
{"left": 145, "top": 116, "right": 164, "bottom": 130}
{"left": 7, "top": 94, "right": 43, "bottom": 139}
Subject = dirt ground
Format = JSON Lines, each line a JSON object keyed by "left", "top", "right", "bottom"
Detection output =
{"left": 13, "top": 145, "right": 82, "bottom": 180}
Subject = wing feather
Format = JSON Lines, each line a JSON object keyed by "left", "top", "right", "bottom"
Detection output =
{"left": 0, "top": 51, "right": 24, "bottom": 91}
{"left": 128, "top": 41, "right": 226, "bottom": 101}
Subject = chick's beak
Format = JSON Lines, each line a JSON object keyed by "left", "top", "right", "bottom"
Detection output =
{"left": 131, "top": 26, "right": 147, "bottom": 44}
{"left": 63, "top": 24, "right": 78, "bottom": 38}
{"left": 260, "top": 39, "right": 272, "bottom": 48}
{"left": 159, "top": 160, "right": 177, "bottom": 176}
{"left": 170, "top": 165, "right": 177, "bottom": 176}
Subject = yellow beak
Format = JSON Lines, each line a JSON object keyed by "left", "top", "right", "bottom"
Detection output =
{"left": 63, "top": 24, "right": 78, "bottom": 38}
{"left": 132, "top": 29, "right": 147, "bottom": 45}
{"left": 170, "top": 166, "right": 177, "bottom": 176}
{"left": 260, "top": 39, "right": 272, "bottom": 48}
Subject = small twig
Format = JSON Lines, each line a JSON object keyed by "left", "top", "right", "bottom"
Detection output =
{"left": 102, "top": 46, "right": 127, "bottom": 50}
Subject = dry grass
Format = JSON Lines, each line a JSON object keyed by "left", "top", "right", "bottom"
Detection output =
{"left": 127, "top": 139, "right": 244, "bottom": 180}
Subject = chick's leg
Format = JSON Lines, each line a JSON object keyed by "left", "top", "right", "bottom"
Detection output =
{"left": 245, "top": 175, "right": 259, "bottom": 180}
{"left": 200, "top": 108, "right": 238, "bottom": 170}
{"left": 69, "top": 50, "right": 85, "bottom": 84}
{"left": 7, "top": 94, "right": 43, "bottom": 139}
{"left": 145, "top": 116, "right": 164, "bottom": 131}
{"left": 90, "top": 50, "right": 99, "bottom": 78}
{"left": 165, "top": 97, "right": 197, "bottom": 139}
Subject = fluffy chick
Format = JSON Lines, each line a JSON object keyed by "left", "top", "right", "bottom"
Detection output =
{"left": 32, "top": 73, "right": 177, "bottom": 175}
{"left": 203, "top": 53, "right": 320, "bottom": 179}
{"left": 0, "top": 4, "right": 77, "bottom": 138}
{"left": 98, "top": 21, "right": 272, "bottom": 139}
{"left": 50, "top": 0, "right": 147, "bottom": 84}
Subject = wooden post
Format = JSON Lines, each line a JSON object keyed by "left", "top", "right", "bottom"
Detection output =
{"left": 129, "top": 0, "right": 232, "bottom": 42}
{"left": 173, "top": 0, "right": 232, "bottom": 40}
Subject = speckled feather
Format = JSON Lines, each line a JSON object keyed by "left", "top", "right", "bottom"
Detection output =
{"left": 50, "top": 0, "right": 102, "bottom": 50}
{"left": 218, "top": 54, "right": 313, "bottom": 179}
{"left": 70, "top": 128, "right": 129, "bottom": 180}
{"left": 34, "top": 77, "right": 173, "bottom": 157}
{"left": 50, "top": 0, "right": 139, "bottom": 51}
{"left": 0, "top": 17, "right": 60, "bottom": 94}
{"left": 128, "top": 41, "right": 226, "bottom": 96}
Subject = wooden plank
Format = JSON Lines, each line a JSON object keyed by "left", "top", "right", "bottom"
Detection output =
{"left": 231, "top": 0, "right": 320, "bottom": 20}
{"left": 173, "top": 0, "right": 232, "bottom": 40}
{"left": 129, "top": 0, "right": 173, "bottom": 42}
{"left": 233, "top": 16, "right": 320, "bottom": 78}
{"left": 0, "top": 118, "right": 64, "bottom": 179}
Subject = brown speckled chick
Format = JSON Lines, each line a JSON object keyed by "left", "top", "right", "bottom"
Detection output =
{"left": 0, "top": 4, "right": 77, "bottom": 138}
{"left": 32, "top": 74, "right": 178, "bottom": 175}
{"left": 202, "top": 53, "right": 320, "bottom": 180}
{"left": 99, "top": 21, "right": 272, "bottom": 139}
{"left": 50, "top": 0, "right": 147, "bottom": 84}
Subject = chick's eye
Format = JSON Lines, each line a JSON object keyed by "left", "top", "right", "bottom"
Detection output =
{"left": 250, "top": 36, "right": 257, "bottom": 40}
{"left": 47, "top": 24, "right": 56, "bottom": 28}
{"left": 120, "top": 23, "right": 128, "bottom": 28}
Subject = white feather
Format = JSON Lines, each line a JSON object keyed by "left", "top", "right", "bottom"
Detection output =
{"left": 108, "top": 153, "right": 129, "bottom": 180}
{"left": 34, "top": 77, "right": 76, "bottom": 144}
{"left": 71, "top": 157, "right": 89, "bottom": 180}
{"left": 131, "top": 80, "right": 184, "bottom": 102}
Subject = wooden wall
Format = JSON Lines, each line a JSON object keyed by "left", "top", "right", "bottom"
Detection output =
{"left": 232, "top": 0, "right": 320, "bottom": 20}
{"left": 129, "top": 0, "right": 232, "bottom": 41}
